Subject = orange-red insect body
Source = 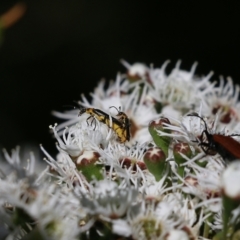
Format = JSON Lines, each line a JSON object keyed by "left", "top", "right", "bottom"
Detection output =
{"left": 211, "top": 134, "right": 240, "bottom": 159}
{"left": 188, "top": 113, "right": 240, "bottom": 161}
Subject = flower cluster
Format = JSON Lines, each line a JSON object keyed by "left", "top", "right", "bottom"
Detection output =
{"left": 1, "top": 61, "right": 240, "bottom": 239}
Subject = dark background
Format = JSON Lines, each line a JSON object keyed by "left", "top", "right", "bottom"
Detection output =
{"left": 0, "top": 0, "right": 240, "bottom": 156}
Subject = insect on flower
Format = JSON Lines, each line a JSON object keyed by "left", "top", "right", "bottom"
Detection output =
{"left": 109, "top": 106, "right": 131, "bottom": 137}
{"left": 187, "top": 112, "right": 240, "bottom": 161}
{"left": 79, "top": 107, "right": 131, "bottom": 143}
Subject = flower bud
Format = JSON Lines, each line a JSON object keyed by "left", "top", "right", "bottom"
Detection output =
{"left": 212, "top": 105, "right": 237, "bottom": 124}
{"left": 119, "top": 157, "right": 147, "bottom": 171}
{"left": 173, "top": 142, "right": 192, "bottom": 165}
{"left": 148, "top": 118, "right": 172, "bottom": 157}
{"left": 74, "top": 150, "right": 103, "bottom": 181}
{"left": 143, "top": 147, "right": 167, "bottom": 181}
{"left": 126, "top": 63, "right": 149, "bottom": 82}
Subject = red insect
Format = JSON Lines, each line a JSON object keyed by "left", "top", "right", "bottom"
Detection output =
{"left": 188, "top": 113, "right": 240, "bottom": 161}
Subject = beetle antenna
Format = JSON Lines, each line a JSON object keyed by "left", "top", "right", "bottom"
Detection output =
{"left": 187, "top": 112, "right": 208, "bottom": 131}
{"left": 229, "top": 134, "right": 240, "bottom": 137}
{"left": 109, "top": 106, "right": 121, "bottom": 113}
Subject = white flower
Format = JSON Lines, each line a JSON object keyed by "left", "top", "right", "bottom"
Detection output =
{"left": 1, "top": 146, "right": 44, "bottom": 177}
{"left": 50, "top": 122, "right": 111, "bottom": 157}
{"left": 53, "top": 72, "right": 159, "bottom": 145}
{"left": 165, "top": 229, "right": 191, "bottom": 240}
{"left": 147, "top": 61, "right": 215, "bottom": 116}
{"left": 76, "top": 179, "right": 138, "bottom": 219}
{"left": 26, "top": 183, "right": 81, "bottom": 240}
{"left": 3, "top": 60, "right": 240, "bottom": 239}
{"left": 112, "top": 219, "right": 132, "bottom": 237}
{"left": 163, "top": 192, "right": 197, "bottom": 227}
{"left": 128, "top": 199, "right": 194, "bottom": 240}
{"left": 40, "top": 145, "right": 89, "bottom": 189}
{"left": 0, "top": 148, "right": 82, "bottom": 240}
{"left": 205, "top": 77, "right": 240, "bottom": 125}
{"left": 179, "top": 157, "right": 223, "bottom": 212}
{"left": 96, "top": 141, "right": 149, "bottom": 185}
{"left": 129, "top": 207, "right": 167, "bottom": 240}
{"left": 221, "top": 161, "right": 240, "bottom": 199}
